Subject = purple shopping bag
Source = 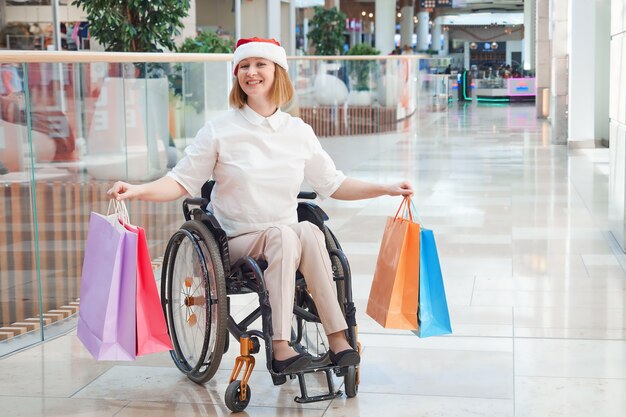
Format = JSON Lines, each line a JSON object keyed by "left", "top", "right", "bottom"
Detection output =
{"left": 77, "top": 211, "right": 138, "bottom": 361}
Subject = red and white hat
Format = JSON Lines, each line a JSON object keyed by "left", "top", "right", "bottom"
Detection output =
{"left": 233, "top": 37, "right": 288, "bottom": 75}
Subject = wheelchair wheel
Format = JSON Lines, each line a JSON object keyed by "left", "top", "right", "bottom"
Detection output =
{"left": 162, "top": 220, "right": 228, "bottom": 384}
{"left": 324, "top": 226, "right": 346, "bottom": 314}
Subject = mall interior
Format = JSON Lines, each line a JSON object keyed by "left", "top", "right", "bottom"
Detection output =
{"left": 0, "top": 0, "right": 625, "bottom": 416}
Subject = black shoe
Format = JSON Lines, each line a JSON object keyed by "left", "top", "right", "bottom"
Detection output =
{"left": 329, "top": 348, "right": 360, "bottom": 367}
{"left": 272, "top": 353, "right": 312, "bottom": 374}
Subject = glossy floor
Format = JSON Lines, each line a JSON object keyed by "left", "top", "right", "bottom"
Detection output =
{"left": 1, "top": 102, "right": 625, "bottom": 416}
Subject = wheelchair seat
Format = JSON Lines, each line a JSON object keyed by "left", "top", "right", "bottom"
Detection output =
{"left": 160, "top": 181, "right": 359, "bottom": 412}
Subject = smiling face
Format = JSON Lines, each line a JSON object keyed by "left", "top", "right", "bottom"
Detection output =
{"left": 236, "top": 57, "right": 276, "bottom": 102}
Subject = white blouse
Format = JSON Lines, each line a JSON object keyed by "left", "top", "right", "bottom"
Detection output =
{"left": 167, "top": 105, "right": 346, "bottom": 237}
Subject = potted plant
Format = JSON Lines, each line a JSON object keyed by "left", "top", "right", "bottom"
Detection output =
{"left": 346, "top": 43, "right": 380, "bottom": 106}
{"left": 71, "top": 0, "right": 190, "bottom": 52}
{"left": 307, "top": 6, "right": 346, "bottom": 56}
{"left": 71, "top": 0, "right": 191, "bottom": 180}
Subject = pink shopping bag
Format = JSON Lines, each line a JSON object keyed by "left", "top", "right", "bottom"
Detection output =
{"left": 77, "top": 211, "right": 137, "bottom": 361}
{"left": 124, "top": 223, "right": 173, "bottom": 356}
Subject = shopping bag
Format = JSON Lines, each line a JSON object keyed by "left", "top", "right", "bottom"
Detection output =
{"left": 77, "top": 205, "right": 137, "bottom": 361}
{"left": 124, "top": 223, "right": 173, "bottom": 356}
{"left": 366, "top": 197, "right": 420, "bottom": 329}
{"left": 416, "top": 228, "right": 452, "bottom": 337}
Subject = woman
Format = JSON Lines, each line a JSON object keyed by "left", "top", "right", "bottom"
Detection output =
{"left": 108, "top": 37, "right": 414, "bottom": 374}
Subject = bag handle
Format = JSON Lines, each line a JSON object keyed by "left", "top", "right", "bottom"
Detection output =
{"left": 393, "top": 196, "right": 423, "bottom": 225}
{"left": 107, "top": 199, "right": 130, "bottom": 225}
{"left": 408, "top": 197, "right": 423, "bottom": 225}
{"left": 394, "top": 196, "right": 414, "bottom": 222}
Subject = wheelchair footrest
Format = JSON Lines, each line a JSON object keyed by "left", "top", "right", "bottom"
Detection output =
{"left": 293, "top": 369, "right": 342, "bottom": 404}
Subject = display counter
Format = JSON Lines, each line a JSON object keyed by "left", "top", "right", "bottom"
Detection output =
{"left": 473, "top": 77, "right": 536, "bottom": 102}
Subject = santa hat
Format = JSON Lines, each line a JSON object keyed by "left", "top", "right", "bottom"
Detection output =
{"left": 233, "top": 37, "right": 288, "bottom": 75}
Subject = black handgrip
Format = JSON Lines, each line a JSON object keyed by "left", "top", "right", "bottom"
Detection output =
{"left": 297, "top": 191, "right": 317, "bottom": 200}
{"left": 182, "top": 197, "right": 209, "bottom": 221}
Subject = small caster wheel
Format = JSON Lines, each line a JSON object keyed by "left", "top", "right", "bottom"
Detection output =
{"left": 344, "top": 366, "right": 358, "bottom": 398}
{"left": 271, "top": 374, "right": 287, "bottom": 386}
{"left": 225, "top": 380, "right": 251, "bottom": 412}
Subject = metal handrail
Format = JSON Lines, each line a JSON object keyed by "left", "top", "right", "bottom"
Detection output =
{"left": 0, "top": 50, "right": 430, "bottom": 64}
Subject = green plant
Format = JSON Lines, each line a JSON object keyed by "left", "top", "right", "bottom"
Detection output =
{"left": 71, "top": 0, "right": 190, "bottom": 52}
{"left": 307, "top": 6, "right": 347, "bottom": 56}
{"left": 179, "top": 30, "right": 234, "bottom": 53}
{"left": 346, "top": 43, "right": 380, "bottom": 91}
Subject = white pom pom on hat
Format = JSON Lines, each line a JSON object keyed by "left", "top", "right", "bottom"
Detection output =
{"left": 233, "top": 37, "right": 288, "bottom": 75}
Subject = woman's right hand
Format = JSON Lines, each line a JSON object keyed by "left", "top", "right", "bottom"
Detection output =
{"left": 107, "top": 181, "right": 142, "bottom": 201}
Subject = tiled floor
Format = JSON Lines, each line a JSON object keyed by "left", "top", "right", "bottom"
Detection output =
{"left": 1, "top": 102, "right": 625, "bottom": 416}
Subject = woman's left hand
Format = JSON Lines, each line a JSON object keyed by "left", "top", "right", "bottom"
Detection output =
{"left": 388, "top": 181, "right": 414, "bottom": 196}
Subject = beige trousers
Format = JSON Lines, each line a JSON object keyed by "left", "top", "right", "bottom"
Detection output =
{"left": 228, "top": 221, "right": 347, "bottom": 340}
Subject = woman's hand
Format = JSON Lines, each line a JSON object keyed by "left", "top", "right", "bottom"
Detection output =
{"left": 107, "top": 181, "right": 142, "bottom": 201}
{"left": 106, "top": 177, "right": 187, "bottom": 202}
{"left": 331, "top": 178, "right": 415, "bottom": 200}
{"left": 387, "top": 181, "right": 414, "bottom": 196}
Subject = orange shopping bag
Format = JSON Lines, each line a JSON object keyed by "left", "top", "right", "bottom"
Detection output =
{"left": 366, "top": 197, "right": 420, "bottom": 329}
{"left": 124, "top": 222, "right": 173, "bottom": 356}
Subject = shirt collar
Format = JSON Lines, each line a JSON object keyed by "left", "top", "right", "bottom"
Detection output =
{"left": 240, "top": 104, "right": 287, "bottom": 131}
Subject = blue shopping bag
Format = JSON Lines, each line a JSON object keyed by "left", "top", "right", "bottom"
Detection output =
{"left": 416, "top": 228, "right": 452, "bottom": 338}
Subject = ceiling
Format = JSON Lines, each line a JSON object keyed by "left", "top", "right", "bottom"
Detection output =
{"left": 349, "top": 0, "right": 525, "bottom": 14}
{"left": 440, "top": 0, "right": 524, "bottom": 14}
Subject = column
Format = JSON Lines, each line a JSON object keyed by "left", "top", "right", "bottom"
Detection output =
{"left": 400, "top": 4, "right": 414, "bottom": 49}
{"left": 303, "top": 18, "right": 309, "bottom": 52}
{"left": 416, "top": 10, "right": 429, "bottom": 51}
{"left": 267, "top": 0, "right": 281, "bottom": 40}
{"left": 235, "top": 0, "right": 241, "bottom": 41}
{"left": 442, "top": 28, "right": 449, "bottom": 56}
{"left": 463, "top": 41, "right": 470, "bottom": 69}
{"left": 375, "top": 0, "right": 396, "bottom": 55}
{"left": 535, "top": 0, "right": 550, "bottom": 118}
{"left": 568, "top": 0, "right": 610, "bottom": 147}
{"left": 175, "top": 0, "right": 197, "bottom": 44}
{"left": 523, "top": 0, "right": 536, "bottom": 71}
{"left": 431, "top": 16, "right": 442, "bottom": 54}
{"left": 549, "top": 0, "right": 568, "bottom": 144}
{"left": 289, "top": 0, "right": 296, "bottom": 55}
{"left": 609, "top": 0, "right": 626, "bottom": 250}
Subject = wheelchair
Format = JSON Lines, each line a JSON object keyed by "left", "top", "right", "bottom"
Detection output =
{"left": 160, "top": 181, "right": 360, "bottom": 412}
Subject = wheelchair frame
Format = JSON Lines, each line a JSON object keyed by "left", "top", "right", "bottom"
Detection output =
{"left": 160, "top": 184, "right": 360, "bottom": 412}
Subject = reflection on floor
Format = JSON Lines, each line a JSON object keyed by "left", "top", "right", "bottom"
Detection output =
{"left": 0, "top": 102, "right": 625, "bottom": 416}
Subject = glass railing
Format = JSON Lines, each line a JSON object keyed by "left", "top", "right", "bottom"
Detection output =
{"left": 0, "top": 51, "right": 440, "bottom": 356}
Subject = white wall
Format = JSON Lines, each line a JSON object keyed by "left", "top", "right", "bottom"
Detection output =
{"left": 241, "top": 0, "right": 268, "bottom": 39}
{"left": 609, "top": 0, "right": 626, "bottom": 250}
{"left": 196, "top": 0, "right": 235, "bottom": 34}
{"left": 595, "top": 0, "right": 610, "bottom": 143}
{"left": 568, "top": 0, "right": 597, "bottom": 143}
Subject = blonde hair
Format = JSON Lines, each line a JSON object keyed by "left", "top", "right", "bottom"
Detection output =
{"left": 229, "top": 65, "right": 294, "bottom": 109}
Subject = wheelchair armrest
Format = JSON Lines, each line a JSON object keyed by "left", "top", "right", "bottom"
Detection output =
{"left": 297, "top": 201, "right": 329, "bottom": 231}
{"left": 183, "top": 198, "right": 209, "bottom": 221}
{"left": 297, "top": 191, "right": 317, "bottom": 200}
